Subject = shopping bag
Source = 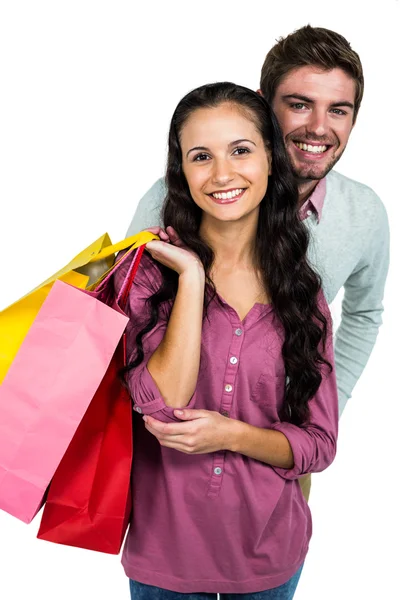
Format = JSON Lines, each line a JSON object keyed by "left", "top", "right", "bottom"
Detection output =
{"left": 0, "top": 279, "right": 129, "bottom": 523}
{"left": 0, "top": 231, "right": 156, "bottom": 385}
{"left": 36, "top": 243, "right": 146, "bottom": 553}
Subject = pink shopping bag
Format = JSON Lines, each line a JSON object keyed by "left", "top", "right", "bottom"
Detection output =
{"left": 36, "top": 245, "right": 146, "bottom": 553}
{"left": 0, "top": 246, "right": 142, "bottom": 524}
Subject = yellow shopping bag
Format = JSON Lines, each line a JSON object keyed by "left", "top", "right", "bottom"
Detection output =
{"left": 0, "top": 231, "right": 157, "bottom": 384}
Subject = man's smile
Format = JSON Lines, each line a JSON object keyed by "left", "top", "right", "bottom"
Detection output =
{"left": 291, "top": 139, "right": 334, "bottom": 160}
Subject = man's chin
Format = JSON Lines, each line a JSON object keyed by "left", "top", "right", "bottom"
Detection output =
{"left": 289, "top": 149, "right": 344, "bottom": 182}
{"left": 294, "top": 165, "right": 331, "bottom": 181}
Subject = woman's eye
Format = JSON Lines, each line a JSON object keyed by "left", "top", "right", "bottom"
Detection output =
{"left": 233, "top": 147, "right": 250, "bottom": 155}
{"left": 193, "top": 153, "right": 210, "bottom": 162}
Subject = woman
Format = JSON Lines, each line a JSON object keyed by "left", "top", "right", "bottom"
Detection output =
{"left": 114, "top": 82, "right": 338, "bottom": 599}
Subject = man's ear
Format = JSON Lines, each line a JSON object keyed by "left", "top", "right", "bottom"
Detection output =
{"left": 256, "top": 88, "right": 264, "bottom": 97}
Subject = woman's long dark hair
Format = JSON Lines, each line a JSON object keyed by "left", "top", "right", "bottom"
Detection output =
{"left": 125, "top": 82, "right": 331, "bottom": 425}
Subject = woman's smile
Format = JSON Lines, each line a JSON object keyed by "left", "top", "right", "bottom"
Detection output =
{"left": 207, "top": 188, "right": 247, "bottom": 204}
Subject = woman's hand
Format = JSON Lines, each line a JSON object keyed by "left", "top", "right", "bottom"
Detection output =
{"left": 146, "top": 226, "right": 204, "bottom": 278}
{"left": 144, "top": 226, "right": 171, "bottom": 243}
{"left": 143, "top": 409, "right": 233, "bottom": 454}
{"left": 144, "top": 225, "right": 185, "bottom": 247}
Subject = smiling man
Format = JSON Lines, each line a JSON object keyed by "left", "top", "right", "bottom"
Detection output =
{"left": 125, "top": 26, "right": 389, "bottom": 500}
{"left": 270, "top": 67, "right": 355, "bottom": 196}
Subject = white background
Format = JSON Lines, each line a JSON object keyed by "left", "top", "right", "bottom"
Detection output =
{"left": 0, "top": 1, "right": 399, "bottom": 599}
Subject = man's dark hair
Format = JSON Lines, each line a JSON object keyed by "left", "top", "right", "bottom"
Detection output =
{"left": 260, "top": 25, "right": 364, "bottom": 122}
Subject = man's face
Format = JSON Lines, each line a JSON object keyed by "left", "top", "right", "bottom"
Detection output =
{"left": 272, "top": 66, "right": 356, "bottom": 182}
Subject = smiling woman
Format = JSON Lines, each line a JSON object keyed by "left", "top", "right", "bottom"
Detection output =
{"left": 113, "top": 82, "right": 339, "bottom": 599}
{"left": 180, "top": 103, "right": 271, "bottom": 224}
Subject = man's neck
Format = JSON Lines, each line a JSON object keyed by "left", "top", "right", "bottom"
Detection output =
{"left": 297, "top": 179, "right": 319, "bottom": 206}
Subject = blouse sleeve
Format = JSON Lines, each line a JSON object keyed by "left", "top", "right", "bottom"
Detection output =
{"left": 113, "top": 249, "right": 197, "bottom": 423}
{"left": 270, "top": 292, "right": 339, "bottom": 479}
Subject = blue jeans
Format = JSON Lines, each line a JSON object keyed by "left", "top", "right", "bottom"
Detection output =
{"left": 129, "top": 564, "right": 303, "bottom": 599}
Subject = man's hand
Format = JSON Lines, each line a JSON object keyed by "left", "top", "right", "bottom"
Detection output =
{"left": 143, "top": 409, "right": 232, "bottom": 454}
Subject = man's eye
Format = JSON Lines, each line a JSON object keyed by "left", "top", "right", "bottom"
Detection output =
{"left": 331, "top": 108, "right": 347, "bottom": 116}
{"left": 233, "top": 147, "right": 250, "bottom": 155}
{"left": 193, "top": 153, "right": 210, "bottom": 161}
{"left": 291, "top": 103, "right": 307, "bottom": 110}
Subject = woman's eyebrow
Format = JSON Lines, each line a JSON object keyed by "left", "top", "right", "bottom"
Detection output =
{"left": 186, "top": 146, "right": 209, "bottom": 158}
{"left": 229, "top": 138, "right": 257, "bottom": 147}
{"left": 186, "top": 139, "right": 256, "bottom": 158}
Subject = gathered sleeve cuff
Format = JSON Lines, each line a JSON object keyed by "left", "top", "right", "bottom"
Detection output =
{"left": 129, "top": 361, "right": 197, "bottom": 423}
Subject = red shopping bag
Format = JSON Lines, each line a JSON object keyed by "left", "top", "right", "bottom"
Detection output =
{"left": 37, "top": 244, "right": 145, "bottom": 553}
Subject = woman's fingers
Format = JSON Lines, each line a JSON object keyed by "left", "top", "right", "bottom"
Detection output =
{"left": 145, "top": 226, "right": 170, "bottom": 242}
{"left": 145, "top": 225, "right": 185, "bottom": 249}
{"left": 165, "top": 226, "right": 184, "bottom": 247}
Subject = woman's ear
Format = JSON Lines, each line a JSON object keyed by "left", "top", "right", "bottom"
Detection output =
{"left": 256, "top": 89, "right": 263, "bottom": 97}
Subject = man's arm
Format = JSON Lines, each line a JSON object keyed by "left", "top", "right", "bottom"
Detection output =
{"left": 335, "top": 199, "right": 390, "bottom": 416}
{"left": 126, "top": 178, "right": 166, "bottom": 237}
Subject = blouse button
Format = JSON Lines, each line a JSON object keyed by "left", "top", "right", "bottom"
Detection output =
{"left": 134, "top": 406, "right": 142, "bottom": 414}
{"left": 214, "top": 467, "right": 222, "bottom": 475}
{"left": 224, "top": 384, "right": 233, "bottom": 393}
{"left": 230, "top": 356, "right": 238, "bottom": 365}
{"left": 306, "top": 209, "right": 312, "bottom": 217}
{"left": 234, "top": 328, "right": 243, "bottom": 336}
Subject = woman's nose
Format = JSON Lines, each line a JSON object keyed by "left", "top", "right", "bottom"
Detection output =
{"left": 211, "top": 158, "right": 235, "bottom": 186}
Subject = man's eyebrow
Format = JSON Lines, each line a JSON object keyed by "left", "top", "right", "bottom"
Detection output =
{"left": 282, "top": 94, "right": 314, "bottom": 104}
{"left": 282, "top": 94, "right": 354, "bottom": 110}
{"left": 330, "top": 100, "right": 354, "bottom": 110}
{"left": 186, "top": 139, "right": 256, "bottom": 158}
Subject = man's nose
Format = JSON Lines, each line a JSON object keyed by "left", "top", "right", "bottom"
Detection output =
{"left": 306, "top": 108, "right": 329, "bottom": 138}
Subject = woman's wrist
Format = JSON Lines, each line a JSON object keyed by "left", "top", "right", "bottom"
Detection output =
{"left": 179, "top": 262, "right": 205, "bottom": 286}
{"left": 223, "top": 418, "right": 246, "bottom": 453}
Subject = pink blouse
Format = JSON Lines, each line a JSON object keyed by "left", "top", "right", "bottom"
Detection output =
{"left": 114, "top": 251, "right": 338, "bottom": 594}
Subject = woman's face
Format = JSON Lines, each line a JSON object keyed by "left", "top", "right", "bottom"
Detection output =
{"left": 180, "top": 103, "right": 271, "bottom": 224}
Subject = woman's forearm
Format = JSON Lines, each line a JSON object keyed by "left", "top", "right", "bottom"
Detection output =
{"left": 226, "top": 419, "right": 294, "bottom": 469}
{"left": 147, "top": 267, "right": 205, "bottom": 408}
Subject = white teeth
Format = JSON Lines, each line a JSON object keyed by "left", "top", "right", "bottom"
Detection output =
{"left": 211, "top": 188, "right": 244, "bottom": 200}
{"left": 295, "top": 142, "right": 327, "bottom": 154}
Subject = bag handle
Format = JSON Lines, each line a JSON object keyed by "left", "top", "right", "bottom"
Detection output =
{"left": 89, "top": 232, "right": 158, "bottom": 291}
{"left": 93, "top": 233, "right": 154, "bottom": 303}
{"left": 88, "top": 231, "right": 157, "bottom": 263}
{"left": 115, "top": 244, "right": 148, "bottom": 367}
{"left": 117, "top": 245, "right": 147, "bottom": 311}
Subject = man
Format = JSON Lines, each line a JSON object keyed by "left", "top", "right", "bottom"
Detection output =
{"left": 125, "top": 25, "right": 389, "bottom": 499}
